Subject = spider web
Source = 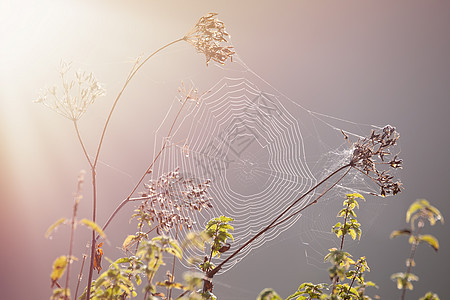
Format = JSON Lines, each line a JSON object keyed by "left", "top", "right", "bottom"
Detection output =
{"left": 142, "top": 50, "right": 399, "bottom": 273}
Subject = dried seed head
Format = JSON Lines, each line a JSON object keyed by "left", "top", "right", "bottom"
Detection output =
{"left": 184, "top": 13, "right": 235, "bottom": 65}
{"left": 35, "top": 61, "right": 105, "bottom": 121}
{"left": 350, "top": 125, "right": 403, "bottom": 197}
{"left": 134, "top": 169, "right": 213, "bottom": 233}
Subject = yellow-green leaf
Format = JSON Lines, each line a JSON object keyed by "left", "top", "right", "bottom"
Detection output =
{"left": 390, "top": 229, "right": 412, "bottom": 239}
{"left": 51, "top": 256, "right": 68, "bottom": 286}
{"left": 122, "top": 235, "right": 137, "bottom": 251}
{"left": 80, "top": 218, "right": 106, "bottom": 239}
{"left": 407, "top": 199, "right": 429, "bottom": 223}
{"left": 419, "top": 234, "right": 439, "bottom": 251}
{"left": 45, "top": 218, "right": 67, "bottom": 238}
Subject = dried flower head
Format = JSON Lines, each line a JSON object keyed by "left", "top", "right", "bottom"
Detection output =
{"left": 184, "top": 13, "right": 235, "bottom": 65}
{"left": 350, "top": 125, "right": 403, "bottom": 197}
{"left": 35, "top": 61, "right": 105, "bottom": 121}
{"left": 133, "top": 169, "right": 213, "bottom": 234}
{"left": 177, "top": 81, "right": 208, "bottom": 105}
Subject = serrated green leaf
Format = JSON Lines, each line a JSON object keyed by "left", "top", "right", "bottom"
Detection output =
{"left": 80, "top": 218, "right": 106, "bottom": 239}
{"left": 45, "top": 218, "right": 67, "bottom": 238}
{"left": 349, "top": 229, "right": 357, "bottom": 240}
{"left": 419, "top": 234, "right": 439, "bottom": 251}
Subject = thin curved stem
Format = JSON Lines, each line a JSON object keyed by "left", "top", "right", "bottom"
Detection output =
{"left": 84, "top": 38, "right": 185, "bottom": 300}
{"left": 92, "top": 37, "right": 184, "bottom": 169}
{"left": 73, "top": 120, "right": 93, "bottom": 168}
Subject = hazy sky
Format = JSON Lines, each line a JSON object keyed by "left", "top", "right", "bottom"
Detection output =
{"left": 1, "top": 1, "right": 449, "bottom": 299}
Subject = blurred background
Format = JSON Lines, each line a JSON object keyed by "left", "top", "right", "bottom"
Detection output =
{"left": 1, "top": 1, "right": 449, "bottom": 299}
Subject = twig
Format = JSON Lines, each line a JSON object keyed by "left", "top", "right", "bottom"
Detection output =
{"left": 64, "top": 172, "right": 83, "bottom": 299}
{"left": 268, "top": 167, "right": 351, "bottom": 231}
{"left": 168, "top": 226, "right": 179, "bottom": 300}
{"left": 74, "top": 252, "right": 88, "bottom": 300}
{"left": 73, "top": 121, "right": 93, "bottom": 168}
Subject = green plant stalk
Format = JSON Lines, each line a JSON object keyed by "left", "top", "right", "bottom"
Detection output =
{"left": 340, "top": 203, "right": 350, "bottom": 251}
{"left": 207, "top": 163, "right": 352, "bottom": 278}
{"left": 84, "top": 38, "right": 185, "bottom": 300}
{"left": 168, "top": 226, "right": 179, "bottom": 300}
{"left": 347, "top": 263, "right": 362, "bottom": 297}
{"left": 400, "top": 220, "right": 423, "bottom": 300}
{"left": 331, "top": 202, "right": 350, "bottom": 293}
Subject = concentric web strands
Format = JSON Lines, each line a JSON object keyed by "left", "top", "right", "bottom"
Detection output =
{"left": 144, "top": 56, "right": 398, "bottom": 273}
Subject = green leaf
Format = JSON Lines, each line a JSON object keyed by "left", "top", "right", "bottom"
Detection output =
{"left": 346, "top": 192, "right": 364, "bottom": 200}
{"left": 80, "top": 218, "right": 107, "bottom": 239}
{"left": 219, "top": 216, "right": 234, "bottom": 223}
{"left": 420, "top": 292, "right": 440, "bottom": 300}
{"left": 390, "top": 229, "right": 411, "bottom": 239}
{"left": 408, "top": 235, "right": 417, "bottom": 245}
{"left": 114, "top": 257, "right": 131, "bottom": 264}
{"left": 135, "top": 273, "right": 142, "bottom": 286}
{"left": 419, "top": 234, "right": 439, "bottom": 251}
{"left": 45, "top": 218, "right": 67, "bottom": 238}
{"left": 50, "top": 256, "right": 68, "bottom": 286}
{"left": 122, "top": 235, "right": 137, "bottom": 250}
{"left": 406, "top": 199, "right": 427, "bottom": 223}
{"left": 257, "top": 288, "right": 282, "bottom": 300}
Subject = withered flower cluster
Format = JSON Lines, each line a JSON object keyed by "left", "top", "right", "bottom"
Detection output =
{"left": 350, "top": 125, "right": 403, "bottom": 197}
{"left": 184, "top": 13, "right": 235, "bottom": 65}
{"left": 135, "top": 169, "right": 213, "bottom": 233}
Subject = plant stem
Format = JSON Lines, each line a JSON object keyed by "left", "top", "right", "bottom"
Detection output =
{"left": 83, "top": 38, "right": 185, "bottom": 300}
{"left": 400, "top": 221, "right": 423, "bottom": 300}
{"left": 207, "top": 163, "right": 352, "bottom": 278}
{"left": 268, "top": 167, "right": 351, "bottom": 231}
{"left": 73, "top": 121, "right": 93, "bottom": 168}
{"left": 75, "top": 253, "right": 87, "bottom": 300}
{"left": 168, "top": 226, "right": 179, "bottom": 300}
{"left": 100, "top": 96, "right": 189, "bottom": 235}
{"left": 86, "top": 169, "right": 98, "bottom": 299}
{"left": 340, "top": 203, "right": 350, "bottom": 251}
{"left": 92, "top": 37, "right": 184, "bottom": 170}
{"left": 64, "top": 174, "right": 83, "bottom": 299}
{"left": 347, "top": 263, "right": 361, "bottom": 296}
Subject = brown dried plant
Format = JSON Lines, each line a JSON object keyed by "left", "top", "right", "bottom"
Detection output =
{"left": 184, "top": 13, "right": 235, "bottom": 65}
{"left": 131, "top": 168, "right": 213, "bottom": 237}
